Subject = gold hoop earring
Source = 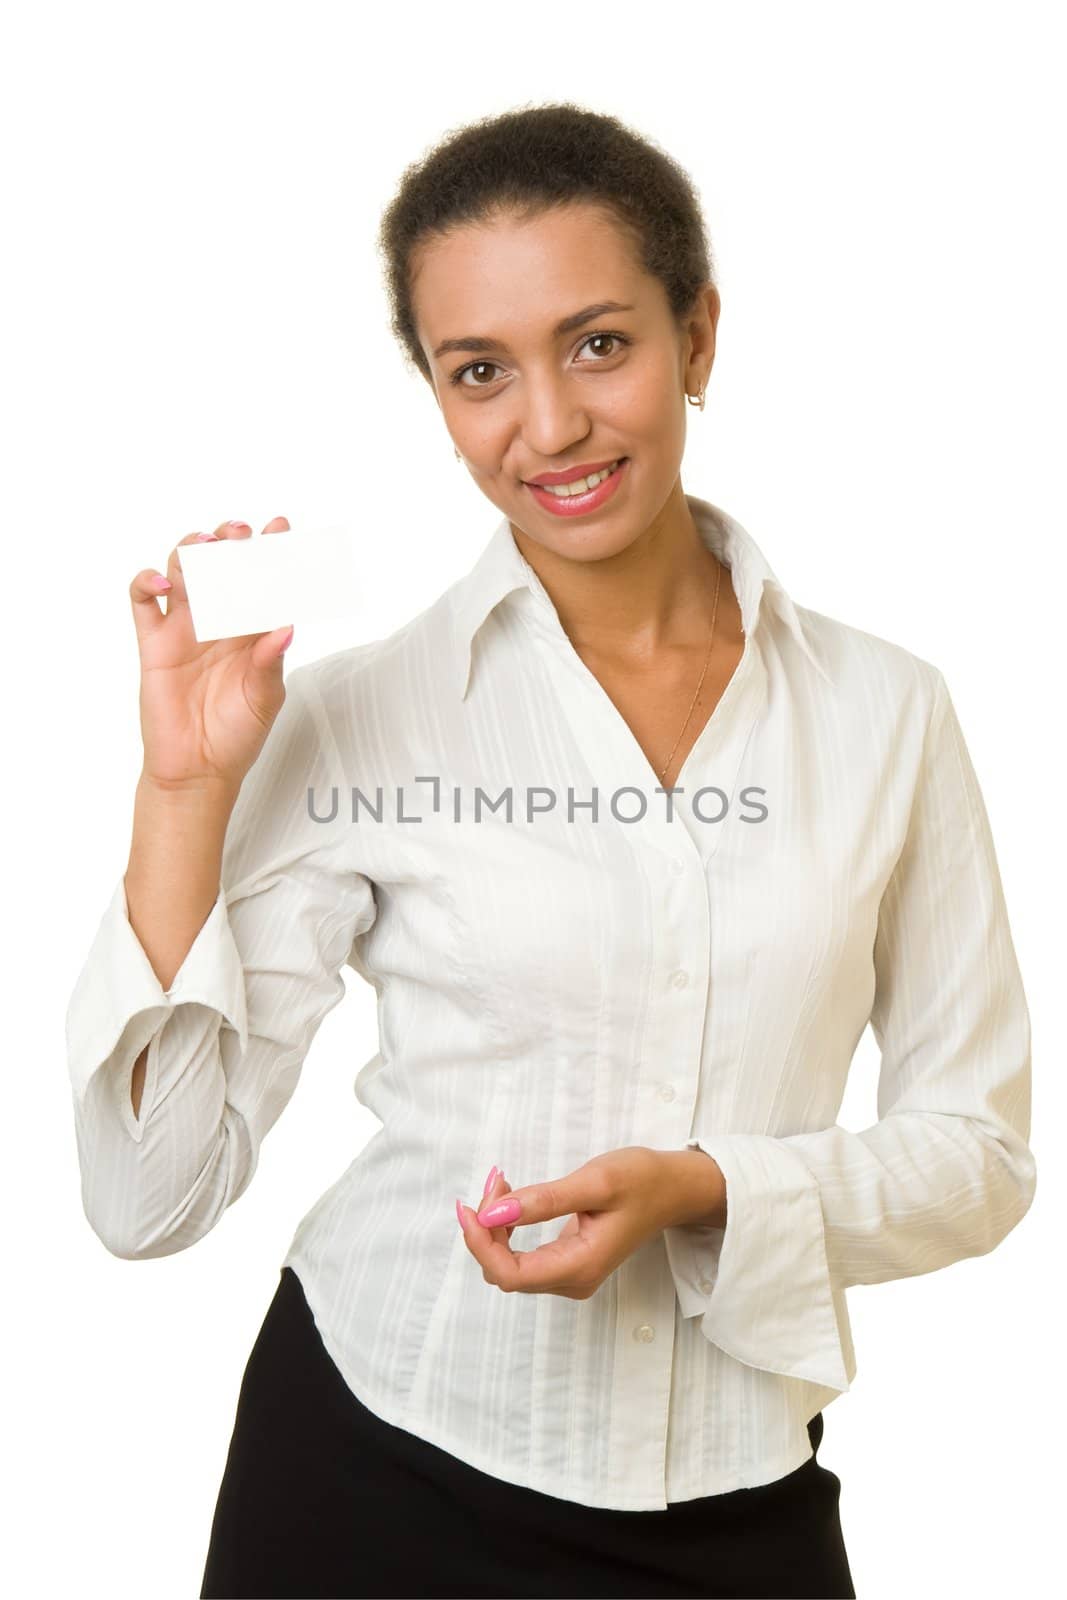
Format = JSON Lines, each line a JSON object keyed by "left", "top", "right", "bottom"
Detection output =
{"left": 686, "top": 384, "right": 707, "bottom": 411}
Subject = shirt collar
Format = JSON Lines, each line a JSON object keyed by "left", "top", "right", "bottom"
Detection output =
{"left": 452, "top": 492, "right": 831, "bottom": 700}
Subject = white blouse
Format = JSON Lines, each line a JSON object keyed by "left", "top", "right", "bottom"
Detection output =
{"left": 65, "top": 493, "right": 1036, "bottom": 1511}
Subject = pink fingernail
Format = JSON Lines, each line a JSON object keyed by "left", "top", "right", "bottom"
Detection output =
{"left": 480, "top": 1165, "right": 499, "bottom": 1202}
{"left": 455, "top": 1197, "right": 466, "bottom": 1227}
{"left": 478, "top": 1197, "right": 520, "bottom": 1227}
{"left": 196, "top": 532, "right": 219, "bottom": 542}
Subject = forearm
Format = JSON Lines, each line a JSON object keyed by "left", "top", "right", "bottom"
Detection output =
{"left": 656, "top": 1148, "right": 728, "bottom": 1230}
{"left": 124, "top": 773, "right": 239, "bottom": 1121}
{"left": 124, "top": 772, "right": 240, "bottom": 991}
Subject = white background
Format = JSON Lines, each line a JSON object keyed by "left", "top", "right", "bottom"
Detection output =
{"left": 3, "top": 2, "right": 1062, "bottom": 1596}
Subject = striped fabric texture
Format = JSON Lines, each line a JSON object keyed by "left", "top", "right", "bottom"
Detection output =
{"left": 65, "top": 494, "right": 1035, "bottom": 1510}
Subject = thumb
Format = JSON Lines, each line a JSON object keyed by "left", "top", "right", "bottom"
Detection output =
{"left": 475, "top": 1172, "right": 588, "bottom": 1229}
{"left": 239, "top": 626, "right": 294, "bottom": 734}
{"left": 249, "top": 623, "right": 295, "bottom": 673}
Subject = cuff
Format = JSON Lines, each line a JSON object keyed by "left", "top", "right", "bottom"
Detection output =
{"left": 675, "top": 1133, "right": 853, "bottom": 1393}
{"left": 65, "top": 873, "right": 249, "bottom": 1108}
{"left": 662, "top": 1217, "right": 726, "bottom": 1317}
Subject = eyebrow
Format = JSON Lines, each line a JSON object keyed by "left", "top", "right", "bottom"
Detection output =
{"left": 432, "top": 301, "right": 636, "bottom": 361}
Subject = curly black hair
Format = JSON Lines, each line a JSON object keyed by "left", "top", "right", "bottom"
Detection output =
{"left": 377, "top": 101, "right": 715, "bottom": 382}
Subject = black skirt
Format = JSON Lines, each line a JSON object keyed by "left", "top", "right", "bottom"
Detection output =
{"left": 200, "top": 1265, "right": 856, "bottom": 1599}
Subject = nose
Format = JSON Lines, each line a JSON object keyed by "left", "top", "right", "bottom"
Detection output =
{"left": 518, "top": 370, "right": 592, "bottom": 462}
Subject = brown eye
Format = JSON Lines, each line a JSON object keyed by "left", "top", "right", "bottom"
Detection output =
{"left": 576, "top": 330, "right": 631, "bottom": 363}
{"left": 451, "top": 360, "right": 502, "bottom": 388}
{"left": 449, "top": 331, "right": 630, "bottom": 391}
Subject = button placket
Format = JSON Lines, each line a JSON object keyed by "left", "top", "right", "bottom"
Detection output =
{"left": 605, "top": 1249, "right": 677, "bottom": 1505}
{"left": 512, "top": 595, "right": 772, "bottom": 1507}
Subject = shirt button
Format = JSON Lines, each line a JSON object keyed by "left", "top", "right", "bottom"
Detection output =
{"left": 670, "top": 969, "right": 689, "bottom": 990}
{"left": 699, "top": 1279, "right": 714, "bottom": 1295}
{"left": 657, "top": 1082, "right": 676, "bottom": 1102}
{"left": 633, "top": 1324, "right": 656, "bottom": 1343}
{"left": 669, "top": 856, "right": 684, "bottom": 875}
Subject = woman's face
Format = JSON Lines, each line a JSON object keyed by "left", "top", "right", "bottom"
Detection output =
{"left": 411, "top": 203, "right": 719, "bottom": 563}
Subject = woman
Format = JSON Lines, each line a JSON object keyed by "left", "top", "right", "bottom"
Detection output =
{"left": 65, "top": 104, "right": 1035, "bottom": 1599}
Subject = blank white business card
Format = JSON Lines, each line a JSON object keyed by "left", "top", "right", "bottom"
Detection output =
{"left": 178, "top": 524, "right": 362, "bottom": 642}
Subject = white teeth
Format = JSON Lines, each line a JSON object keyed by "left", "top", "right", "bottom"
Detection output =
{"left": 536, "top": 460, "right": 621, "bottom": 497}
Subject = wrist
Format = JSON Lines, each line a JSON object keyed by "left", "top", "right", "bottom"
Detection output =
{"left": 656, "top": 1149, "right": 728, "bottom": 1230}
{"left": 137, "top": 769, "right": 242, "bottom": 810}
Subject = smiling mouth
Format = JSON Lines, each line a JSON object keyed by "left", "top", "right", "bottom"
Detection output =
{"left": 525, "top": 458, "right": 628, "bottom": 497}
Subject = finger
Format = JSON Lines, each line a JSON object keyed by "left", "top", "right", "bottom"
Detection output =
{"left": 169, "top": 518, "right": 292, "bottom": 659}
{"left": 459, "top": 1199, "right": 590, "bottom": 1293}
{"left": 487, "top": 1195, "right": 614, "bottom": 1294}
{"left": 189, "top": 516, "right": 290, "bottom": 652}
{"left": 243, "top": 516, "right": 294, "bottom": 666}
{"left": 458, "top": 1201, "right": 513, "bottom": 1283}
{"left": 164, "top": 520, "right": 253, "bottom": 616}
{"left": 495, "top": 1170, "right": 517, "bottom": 1242}
{"left": 470, "top": 1168, "right": 517, "bottom": 1245}
{"left": 461, "top": 1169, "right": 510, "bottom": 1252}
{"left": 458, "top": 1203, "right": 525, "bottom": 1287}
{"left": 128, "top": 525, "right": 242, "bottom": 649}
{"left": 482, "top": 1170, "right": 514, "bottom": 1247}
{"left": 129, "top": 565, "right": 176, "bottom": 649}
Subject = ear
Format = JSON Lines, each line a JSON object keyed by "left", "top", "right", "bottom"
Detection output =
{"left": 683, "top": 283, "right": 720, "bottom": 393}
{"left": 700, "top": 283, "right": 721, "bottom": 337}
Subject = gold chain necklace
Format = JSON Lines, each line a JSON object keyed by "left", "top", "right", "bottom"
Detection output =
{"left": 657, "top": 558, "right": 723, "bottom": 784}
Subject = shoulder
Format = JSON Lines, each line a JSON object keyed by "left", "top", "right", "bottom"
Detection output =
{"left": 797, "top": 601, "right": 945, "bottom": 718}
{"left": 791, "top": 603, "right": 954, "bottom": 788}
{"left": 305, "top": 590, "right": 444, "bottom": 693}
{"left": 785, "top": 608, "right": 969, "bottom": 829}
{"left": 292, "top": 589, "right": 455, "bottom": 758}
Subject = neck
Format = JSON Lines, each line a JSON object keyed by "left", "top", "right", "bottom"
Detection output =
{"left": 508, "top": 478, "right": 740, "bottom": 663}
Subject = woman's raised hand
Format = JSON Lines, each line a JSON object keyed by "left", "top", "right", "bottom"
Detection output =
{"left": 130, "top": 516, "right": 296, "bottom": 794}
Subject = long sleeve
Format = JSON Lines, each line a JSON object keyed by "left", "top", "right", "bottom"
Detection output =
{"left": 64, "top": 663, "right": 378, "bottom": 1261}
{"left": 663, "top": 668, "right": 1036, "bottom": 1393}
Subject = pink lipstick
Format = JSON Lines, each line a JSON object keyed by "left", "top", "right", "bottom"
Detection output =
{"left": 524, "top": 457, "right": 629, "bottom": 517}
